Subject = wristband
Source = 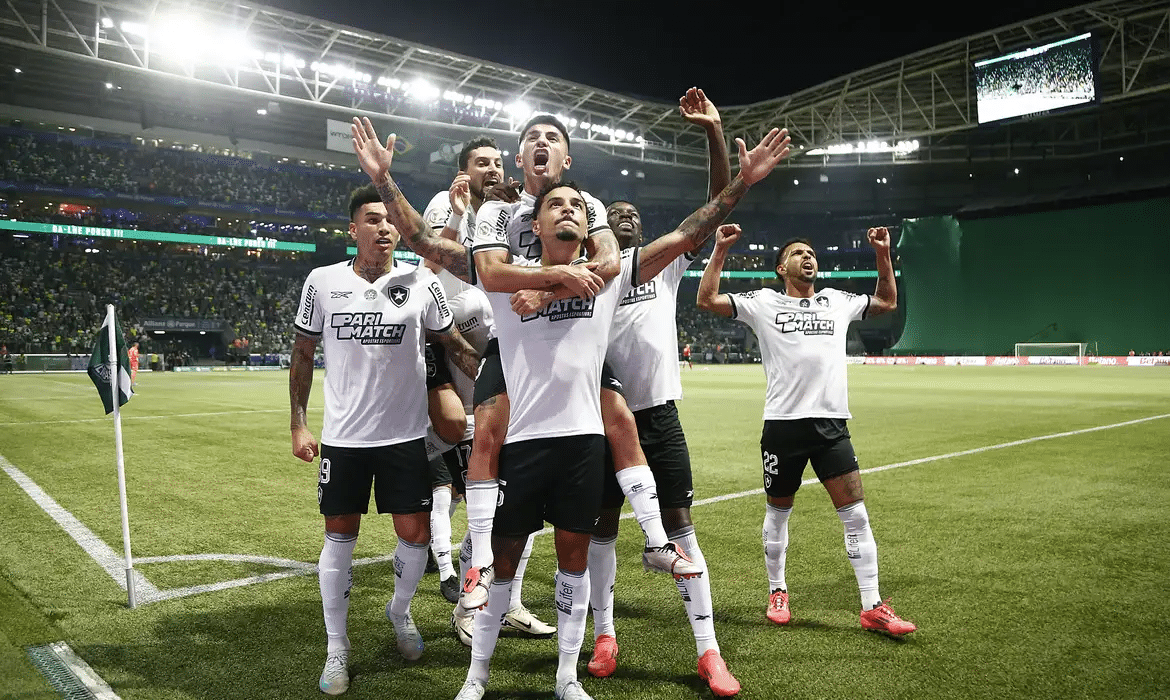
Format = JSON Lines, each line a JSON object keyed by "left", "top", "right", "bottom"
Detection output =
{"left": 445, "top": 210, "right": 464, "bottom": 231}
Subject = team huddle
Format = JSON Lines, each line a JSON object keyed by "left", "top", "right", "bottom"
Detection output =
{"left": 289, "top": 88, "right": 913, "bottom": 700}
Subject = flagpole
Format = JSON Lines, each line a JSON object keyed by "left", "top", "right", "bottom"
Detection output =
{"left": 106, "top": 304, "right": 137, "bottom": 609}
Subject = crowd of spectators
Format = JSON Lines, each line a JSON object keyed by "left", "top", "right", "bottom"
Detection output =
{"left": 0, "top": 129, "right": 427, "bottom": 215}
{"left": 0, "top": 237, "right": 309, "bottom": 357}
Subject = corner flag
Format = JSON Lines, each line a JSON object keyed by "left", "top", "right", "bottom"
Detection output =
{"left": 87, "top": 306, "right": 134, "bottom": 414}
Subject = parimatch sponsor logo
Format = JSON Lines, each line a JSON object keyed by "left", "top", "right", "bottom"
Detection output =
{"left": 521, "top": 296, "right": 596, "bottom": 322}
{"left": 619, "top": 279, "right": 657, "bottom": 306}
{"left": 775, "top": 311, "right": 835, "bottom": 335}
{"left": 331, "top": 312, "right": 407, "bottom": 344}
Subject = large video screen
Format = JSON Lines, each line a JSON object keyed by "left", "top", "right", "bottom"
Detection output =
{"left": 975, "top": 32, "right": 1097, "bottom": 125}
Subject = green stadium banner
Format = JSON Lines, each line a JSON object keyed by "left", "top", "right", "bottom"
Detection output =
{"left": 0, "top": 220, "right": 315, "bottom": 252}
{"left": 891, "top": 197, "right": 1170, "bottom": 355}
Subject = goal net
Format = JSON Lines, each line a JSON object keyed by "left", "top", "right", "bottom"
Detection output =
{"left": 1014, "top": 342, "right": 1087, "bottom": 358}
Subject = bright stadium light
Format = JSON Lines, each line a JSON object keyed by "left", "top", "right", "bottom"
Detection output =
{"left": 505, "top": 101, "right": 532, "bottom": 119}
{"left": 621, "top": 169, "right": 629, "bottom": 176}
{"left": 105, "top": 82, "right": 114, "bottom": 89}
{"left": 256, "top": 108, "right": 267, "bottom": 115}
{"left": 100, "top": 16, "right": 114, "bottom": 28}
{"left": 407, "top": 78, "right": 440, "bottom": 102}
{"left": 793, "top": 179, "right": 799, "bottom": 185}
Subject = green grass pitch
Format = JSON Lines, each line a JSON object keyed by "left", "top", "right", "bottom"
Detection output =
{"left": 1, "top": 365, "right": 1167, "bottom": 699}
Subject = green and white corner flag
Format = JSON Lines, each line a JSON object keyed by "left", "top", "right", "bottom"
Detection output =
{"left": 87, "top": 306, "right": 134, "bottom": 414}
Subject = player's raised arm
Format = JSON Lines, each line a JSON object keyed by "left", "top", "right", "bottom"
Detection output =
{"left": 680, "top": 87, "right": 732, "bottom": 203}
{"left": 636, "top": 128, "right": 791, "bottom": 284}
{"left": 289, "top": 331, "right": 319, "bottom": 462}
{"left": 351, "top": 116, "right": 473, "bottom": 282}
{"left": 422, "top": 172, "right": 472, "bottom": 275}
{"left": 866, "top": 226, "right": 898, "bottom": 316}
{"left": 696, "top": 224, "right": 741, "bottom": 318}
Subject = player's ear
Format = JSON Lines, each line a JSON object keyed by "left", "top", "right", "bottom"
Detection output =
{"left": 562, "top": 154, "right": 572, "bottom": 170}
{"left": 531, "top": 218, "right": 541, "bottom": 237}
{"left": 515, "top": 152, "right": 523, "bottom": 169}
{"left": 348, "top": 222, "right": 358, "bottom": 241}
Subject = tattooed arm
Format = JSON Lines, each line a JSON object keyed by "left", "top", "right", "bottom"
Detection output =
{"left": 636, "top": 127, "right": 791, "bottom": 284}
{"left": 289, "top": 331, "right": 320, "bottom": 462}
{"left": 351, "top": 117, "right": 473, "bottom": 282}
{"left": 428, "top": 327, "right": 480, "bottom": 382}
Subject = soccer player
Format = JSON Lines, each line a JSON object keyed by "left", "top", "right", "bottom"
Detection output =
{"left": 350, "top": 113, "right": 790, "bottom": 700}
{"left": 422, "top": 339, "right": 469, "bottom": 604}
{"left": 127, "top": 341, "right": 139, "bottom": 386}
{"left": 421, "top": 138, "right": 556, "bottom": 642}
{"left": 461, "top": 115, "right": 703, "bottom": 610}
{"left": 579, "top": 87, "right": 751, "bottom": 696}
{"left": 289, "top": 184, "right": 477, "bottom": 695}
{"left": 696, "top": 224, "right": 917, "bottom": 636}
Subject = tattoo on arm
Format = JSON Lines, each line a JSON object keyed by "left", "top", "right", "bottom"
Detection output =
{"left": 438, "top": 328, "right": 480, "bottom": 381}
{"left": 374, "top": 176, "right": 472, "bottom": 283}
{"left": 289, "top": 337, "right": 316, "bottom": 430}
{"left": 641, "top": 175, "right": 749, "bottom": 272}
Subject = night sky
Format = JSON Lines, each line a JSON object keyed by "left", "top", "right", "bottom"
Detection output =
{"left": 264, "top": 0, "right": 1085, "bottom": 105}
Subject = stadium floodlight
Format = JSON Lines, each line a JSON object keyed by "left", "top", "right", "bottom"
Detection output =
{"left": 121, "top": 21, "right": 147, "bottom": 37}
{"left": 505, "top": 101, "right": 532, "bottom": 120}
{"left": 793, "top": 179, "right": 799, "bottom": 185}
{"left": 407, "top": 78, "right": 440, "bottom": 102}
{"left": 615, "top": 129, "right": 627, "bottom": 140}
{"left": 621, "top": 169, "right": 629, "bottom": 176}
{"left": 635, "top": 135, "right": 644, "bottom": 144}
{"left": 100, "top": 16, "right": 113, "bottom": 28}
{"left": 105, "top": 82, "right": 114, "bottom": 89}
{"left": 256, "top": 108, "right": 267, "bottom": 116}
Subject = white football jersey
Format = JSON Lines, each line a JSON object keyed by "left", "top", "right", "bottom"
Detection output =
{"left": 447, "top": 284, "right": 496, "bottom": 415}
{"left": 607, "top": 253, "right": 696, "bottom": 412}
{"left": 422, "top": 190, "right": 478, "bottom": 300}
{"left": 729, "top": 286, "right": 870, "bottom": 420}
{"left": 472, "top": 189, "right": 610, "bottom": 264}
{"left": 477, "top": 248, "right": 638, "bottom": 443}
{"left": 294, "top": 259, "right": 453, "bottom": 447}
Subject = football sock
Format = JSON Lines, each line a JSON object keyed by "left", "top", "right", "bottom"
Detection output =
{"left": 668, "top": 526, "right": 718, "bottom": 656}
{"left": 431, "top": 486, "right": 456, "bottom": 579}
{"left": 388, "top": 538, "right": 428, "bottom": 617}
{"left": 468, "top": 577, "right": 513, "bottom": 686}
{"left": 615, "top": 465, "right": 668, "bottom": 548}
{"left": 837, "top": 501, "right": 881, "bottom": 610}
{"left": 555, "top": 568, "right": 590, "bottom": 689}
{"left": 587, "top": 535, "right": 618, "bottom": 639}
{"left": 319, "top": 532, "right": 357, "bottom": 653}
{"left": 508, "top": 533, "right": 535, "bottom": 610}
{"left": 465, "top": 479, "right": 498, "bottom": 569}
{"left": 459, "top": 530, "right": 473, "bottom": 583}
{"left": 763, "top": 503, "right": 792, "bottom": 594}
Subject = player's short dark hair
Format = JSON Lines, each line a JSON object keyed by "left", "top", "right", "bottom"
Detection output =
{"left": 458, "top": 136, "right": 499, "bottom": 170}
{"left": 533, "top": 180, "right": 583, "bottom": 216}
{"left": 518, "top": 114, "right": 571, "bottom": 152}
{"left": 606, "top": 200, "right": 637, "bottom": 214}
{"left": 774, "top": 237, "right": 815, "bottom": 276}
{"left": 348, "top": 184, "right": 381, "bottom": 221}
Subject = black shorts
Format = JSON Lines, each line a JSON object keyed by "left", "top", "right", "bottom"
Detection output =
{"left": 759, "top": 418, "right": 859, "bottom": 498}
{"left": 473, "top": 338, "right": 623, "bottom": 406}
{"left": 440, "top": 439, "right": 472, "bottom": 495}
{"left": 429, "top": 453, "right": 452, "bottom": 488}
{"left": 425, "top": 342, "right": 454, "bottom": 391}
{"left": 495, "top": 434, "right": 606, "bottom": 537}
{"left": 318, "top": 440, "right": 431, "bottom": 516}
{"left": 602, "top": 400, "right": 693, "bottom": 509}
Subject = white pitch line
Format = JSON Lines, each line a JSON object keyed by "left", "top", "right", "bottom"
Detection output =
{"left": 0, "top": 408, "right": 289, "bottom": 427}
{"left": 0, "top": 455, "right": 160, "bottom": 598}
{"left": 7, "top": 413, "right": 1167, "bottom": 606}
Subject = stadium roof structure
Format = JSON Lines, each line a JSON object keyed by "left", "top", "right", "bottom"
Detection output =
{"left": 0, "top": 0, "right": 1167, "bottom": 173}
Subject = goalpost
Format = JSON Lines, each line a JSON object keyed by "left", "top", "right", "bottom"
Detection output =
{"left": 1014, "top": 342, "right": 1087, "bottom": 358}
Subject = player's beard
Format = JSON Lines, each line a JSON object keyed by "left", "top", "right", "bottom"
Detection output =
{"left": 555, "top": 228, "right": 579, "bottom": 242}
